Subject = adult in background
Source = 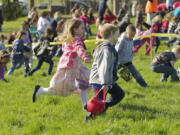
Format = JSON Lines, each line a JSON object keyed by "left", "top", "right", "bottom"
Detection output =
{"left": 117, "top": 3, "right": 127, "bottom": 21}
{"left": 98, "top": 0, "right": 108, "bottom": 22}
{"left": 166, "top": 0, "right": 174, "bottom": 12}
{"left": 145, "top": 0, "right": 158, "bottom": 25}
{"left": 0, "top": 6, "right": 3, "bottom": 32}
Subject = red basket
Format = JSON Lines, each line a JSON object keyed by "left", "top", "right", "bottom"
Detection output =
{"left": 86, "top": 88, "right": 106, "bottom": 115}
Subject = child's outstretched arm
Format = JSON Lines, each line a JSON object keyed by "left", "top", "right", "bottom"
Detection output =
{"left": 133, "top": 40, "right": 142, "bottom": 46}
{"left": 76, "top": 41, "right": 90, "bottom": 62}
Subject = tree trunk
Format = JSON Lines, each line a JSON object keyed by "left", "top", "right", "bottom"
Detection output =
{"left": 29, "top": 0, "right": 34, "bottom": 10}
{"left": 108, "top": 0, "right": 114, "bottom": 12}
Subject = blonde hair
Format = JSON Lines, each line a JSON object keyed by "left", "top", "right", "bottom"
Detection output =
{"left": 59, "top": 19, "right": 83, "bottom": 44}
{"left": 173, "top": 46, "right": 180, "bottom": 55}
{"left": 101, "top": 24, "right": 118, "bottom": 39}
{"left": 152, "top": 15, "right": 162, "bottom": 23}
{"left": 136, "top": 4, "right": 143, "bottom": 11}
{"left": 73, "top": 10, "right": 81, "bottom": 18}
{"left": 126, "top": 24, "right": 136, "bottom": 33}
{"left": 16, "top": 30, "right": 26, "bottom": 39}
{"left": 54, "top": 11, "right": 61, "bottom": 18}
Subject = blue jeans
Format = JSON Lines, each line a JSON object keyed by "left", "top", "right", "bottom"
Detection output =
{"left": 7, "top": 57, "right": 24, "bottom": 75}
{"left": 120, "top": 62, "right": 148, "bottom": 87}
{"left": 29, "top": 58, "right": 53, "bottom": 75}
{"left": 85, "top": 24, "right": 93, "bottom": 39}
{"left": 151, "top": 63, "right": 179, "bottom": 82}
{"left": 155, "top": 37, "right": 160, "bottom": 52}
{"left": 24, "top": 58, "right": 30, "bottom": 75}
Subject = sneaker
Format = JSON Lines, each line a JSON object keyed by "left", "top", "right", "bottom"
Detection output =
{"left": 84, "top": 112, "right": 94, "bottom": 123}
{"left": 42, "top": 73, "right": 50, "bottom": 76}
{"left": 177, "top": 69, "right": 180, "bottom": 77}
{"left": 33, "top": 85, "right": 40, "bottom": 103}
{"left": 160, "top": 77, "right": 167, "bottom": 82}
{"left": 1, "top": 79, "right": 8, "bottom": 82}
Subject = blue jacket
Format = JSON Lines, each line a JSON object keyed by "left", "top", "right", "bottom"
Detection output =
{"left": 12, "top": 39, "right": 30, "bottom": 58}
{"left": 173, "top": 7, "right": 180, "bottom": 17}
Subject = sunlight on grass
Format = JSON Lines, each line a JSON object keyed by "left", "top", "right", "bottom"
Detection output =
{"left": 0, "top": 16, "right": 180, "bottom": 135}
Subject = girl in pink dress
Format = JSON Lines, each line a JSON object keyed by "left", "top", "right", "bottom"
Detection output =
{"left": 32, "top": 19, "right": 91, "bottom": 106}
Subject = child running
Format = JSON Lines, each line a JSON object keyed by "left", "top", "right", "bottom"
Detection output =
{"left": 28, "top": 28, "right": 54, "bottom": 76}
{"left": 32, "top": 19, "right": 91, "bottom": 106}
{"left": 88, "top": 23, "right": 125, "bottom": 114}
{"left": 7, "top": 31, "right": 31, "bottom": 75}
{"left": 115, "top": 24, "right": 148, "bottom": 87}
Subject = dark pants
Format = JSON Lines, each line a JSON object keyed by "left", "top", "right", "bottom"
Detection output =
{"left": 24, "top": 58, "right": 30, "bottom": 76}
{"left": 151, "top": 63, "right": 179, "bottom": 82}
{"left": 120, "top": 62, "right": 148, "bottom": 87}
{"left": 105, "top": 84, "right": 125, "bottom": 108}
{"left": 95, "top": 83, "right": 125, "bottom": 109}
{"left": 155, "top": 37, "right": 160, "bottom": 52}
{"left": 7, "top": 57, "right": 24, "bottom": 75}
{"left": 29, "top": 58, "right": 53, "bottom": 75}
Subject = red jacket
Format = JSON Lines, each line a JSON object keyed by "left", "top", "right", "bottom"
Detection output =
{"left": 174, "top": 1, "right": 180, "bottom": 10}
{"left": 158, "top": 3, "right": 167, "bottom": 12}
{"left": 103, "top": 14, "right": 116, "bottom": 23}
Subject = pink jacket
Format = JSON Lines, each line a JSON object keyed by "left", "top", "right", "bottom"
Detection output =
{"left": 58, "top": 37, "right": 89, "bottom": 69}
{"left": 161, "top": 20, "right": 169, "bottom": 31}
{"left": 80, "top": 15, "right": 89, "bottom": 25}
{"left": 174, "top": 2, "right": 180, "bottom": 10}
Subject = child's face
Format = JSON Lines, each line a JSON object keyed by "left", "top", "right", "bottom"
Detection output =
{"left": 74, "top": 23, "right": 85, "bottom": 38}
{"left": 126, "top": 31, "right": 136, "bottom": 40}
{"left": 33, "top": 22, "right": 37, "bottom": 26}
{"left": 49, "top": 34, "right": 54, "bottom": 39}
{"left": 21, "top": 35, "right": 26, "bottom": 41}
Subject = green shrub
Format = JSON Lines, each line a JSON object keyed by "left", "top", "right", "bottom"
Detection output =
{"left": 2, "top": 0, "right": 23, "bottom": 21}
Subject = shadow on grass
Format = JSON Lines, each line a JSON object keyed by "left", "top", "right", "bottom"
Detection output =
{"left": 111, "top": 103, "right": 180, "bottom": 121}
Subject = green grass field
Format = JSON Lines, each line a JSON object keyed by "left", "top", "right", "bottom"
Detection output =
{"left": 0, "top": 17, "right": 180, "bottom": 135}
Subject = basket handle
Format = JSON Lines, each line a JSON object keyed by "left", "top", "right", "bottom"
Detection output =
{"left": 94, "top": 87, "right": 108, "bottom": 100}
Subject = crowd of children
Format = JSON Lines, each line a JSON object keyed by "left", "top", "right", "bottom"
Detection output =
{"left": 1, "top": 0, "right": 180, "bottom": 121}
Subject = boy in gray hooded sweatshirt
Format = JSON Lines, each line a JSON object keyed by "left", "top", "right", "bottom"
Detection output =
{"left": 115, "top": 24, "right": 148, "bottom": 87}
{"left": 89, "top": 24, "right": 125, "bottom": 113}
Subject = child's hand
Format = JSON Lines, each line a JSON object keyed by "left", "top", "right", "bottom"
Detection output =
{"left": 101, "top": 85, "right": 109, "bottom": 92}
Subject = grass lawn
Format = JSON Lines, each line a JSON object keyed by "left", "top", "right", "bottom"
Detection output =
{"left": 0, "top": 16, "right": 180, "bottom": 135}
